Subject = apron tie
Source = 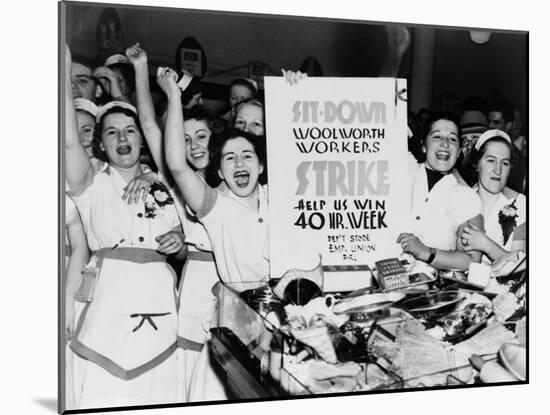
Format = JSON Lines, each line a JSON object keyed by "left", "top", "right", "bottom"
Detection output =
{"left": 130, "top": 312, "right": 171, "bottom": 332}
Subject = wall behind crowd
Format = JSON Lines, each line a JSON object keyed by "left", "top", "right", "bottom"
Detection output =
{"left": 432, "top": 29, "right": 527, "bottom": 114}
{"left": 66, "top": 4, "right": 526, "bottom": 113}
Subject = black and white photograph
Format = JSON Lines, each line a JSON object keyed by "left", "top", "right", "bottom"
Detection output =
{"left": 7, "top": 0, "right": 549, "bottom": 414}
{"left": 57, "top": 0, "right": 533, "bottom": 412}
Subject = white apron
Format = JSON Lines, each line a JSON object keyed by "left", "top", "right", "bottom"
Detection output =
{"left": 174, "top": 193, "right": 227, "bottom": 402}
{"left": 67, "top": 164, "right": 181, "bottom": 408}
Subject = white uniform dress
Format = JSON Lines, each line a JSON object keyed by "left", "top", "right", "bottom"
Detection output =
{"left": 196, "top": 184, "right": 270, "bottom": 284}
{"left": 480, "top": 191, "right": 526, "bottom": 261}
{"left": 67, "top": 163, "right": 180, "bottom": 409}
{"left": 174, "top": 189, "right": 227, "bottom": 402}
{"left": 190, "top": 185, "right": 270, "bottom": 398}
{"left": 64, "top": 195, "right": 81, "bottom": 409}
{"left": 406, "top": 155, "right": 482, "bottom": 251}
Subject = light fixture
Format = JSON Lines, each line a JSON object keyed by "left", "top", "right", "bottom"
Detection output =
{"left": 469, "top": 31, "right": 492, "bottom": 45}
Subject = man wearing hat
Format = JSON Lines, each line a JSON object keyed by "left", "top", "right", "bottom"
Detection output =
{"left": 457, "top": 110, "right": 489, "bottom": 186}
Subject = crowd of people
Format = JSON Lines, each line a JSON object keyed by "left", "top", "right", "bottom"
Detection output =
{"left": 63, "top": 29, "right": 527, "bottom": 409}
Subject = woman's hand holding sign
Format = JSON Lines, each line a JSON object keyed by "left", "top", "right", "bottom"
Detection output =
{"left": 282, "top": 69, "right": 307, "bottom": 85}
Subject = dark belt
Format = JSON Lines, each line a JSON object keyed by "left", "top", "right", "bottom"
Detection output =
{"left": 93, "top": 247, "right": 167, "bottom": 264}
{"left": 187, "top": 250, "right": 215, "bottom": 262}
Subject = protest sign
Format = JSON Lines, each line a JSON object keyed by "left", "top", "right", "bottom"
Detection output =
{"left": 264, "top": 77, "right": 409, "bottom": 281}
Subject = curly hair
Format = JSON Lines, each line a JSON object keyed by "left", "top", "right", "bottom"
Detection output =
{"left": 183, "top": 105, "right": 227, "bottom": 135}
{"left": 181, "top": 106, "right": 228, "bottom": 186}
{"left": 207, "top": 128, "right": 267, "bottom": 186}
{"left": 92, "top": 106, "right": 145, "bottom": 162}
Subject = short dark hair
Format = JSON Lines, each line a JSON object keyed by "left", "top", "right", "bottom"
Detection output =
{"left": 92, "top": 106, "right": 144, "bottom": 162}
{"left": 299, "top": 56, "right": 323, "bottom": 77}
{"left": 182, "top": 105, "right": 226, "bottom": 135}
{"left": 208, "top": 128, "right": 267, "bottom": 185}
{"left": 422, "top": 112, "right": 462, "bottom": 146}
{"left": 71, "top": 54, "right": 97, "bottom": 72}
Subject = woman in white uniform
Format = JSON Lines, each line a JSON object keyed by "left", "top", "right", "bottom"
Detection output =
{"left": 161, "top": 71, "right": 270, "bottom": 400}
{"left": 65, "top": 47, "right": 185, "bottom": 409}
{"left": 161, "top": 67, "right": 269, "bottom": 285}
{"left": 397, "top": 115, "right": 483, "bottom": 270}
{"left": 459, "top": 129, "right": 526, "bottom": 261}
{"left": 174, "top": 106, "right": 228, "bottom": 402}
{"left": 125, "top": 43, "right": 228, "bottom": 402}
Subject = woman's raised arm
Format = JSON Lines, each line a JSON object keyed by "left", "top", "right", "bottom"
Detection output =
{"left": 65, "top": 45, "right": 92, "bottom": 190}
{"left": 126, "top": 43, "right": 167, "bottom": 178}
{"left": 157, "top": 68, "right": 209, "bottom": 213}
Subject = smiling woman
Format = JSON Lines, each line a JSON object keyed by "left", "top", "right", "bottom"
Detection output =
{"left": 213, "top": 129, "right": 265, "bottom": 199}
{"left": 64, "top": 47, "right": 186, "bottom": 408}
{"left": 159, "top": 68, "right": 270, "bottom": 285}
{"left": 399, "top": 114, "right": 484, "bottom": 271}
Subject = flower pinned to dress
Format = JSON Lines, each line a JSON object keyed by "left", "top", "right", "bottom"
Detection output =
{"left": 144, "top": 182, "right": 175, "bottom": 218}
{"left": 498, "top": 199, "right": 518, "bottom": 245}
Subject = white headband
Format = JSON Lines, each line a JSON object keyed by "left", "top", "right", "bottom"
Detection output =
{"left": 475, "top": 129, "right": 512, "bottom": 151}
{"left": 235, "top": 77, "right": 258, "bottom": 93}
{"left": 96, "top": 101, "right": 138, "bottom": 122}
{"left": 104, "top": 54, "right": 130, "bottom": 66}
{"left": 74, "top": 98, "right": 98, "bottom": 118}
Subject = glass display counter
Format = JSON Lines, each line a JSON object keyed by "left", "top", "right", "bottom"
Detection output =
{"left": 209, "top": 277, "right": 526, "bottom": 399}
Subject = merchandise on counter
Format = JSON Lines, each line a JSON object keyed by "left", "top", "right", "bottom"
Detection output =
{"left": 283, "top": 359, "right": 363, "bottom": 394}
{"left": 370, "top": 319, "right": 473, "bottom": 387}
{"left": 492, "top": 292, "right": 520, "bottom": 322}
{"left": 452, "top": 323, "right": 518, "bottom": 357}
{"left": 397, "top": 290, "right": 466, "bottom": 320}
{"left": 498, "top": 342, "right": 526, "bottom": 381}
{"left": 273, "top": 261, "right": 324, "bottom": 301}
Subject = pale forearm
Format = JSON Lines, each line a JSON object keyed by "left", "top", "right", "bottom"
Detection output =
{"left": 134, "top": 63, "right": 157, "bottom": 126}
{"left": 430, "top": 248, "right": 480, "bottom": 271}
{"left": 134, "top": 63, "right": 166, "bottom": 175}
{"left": 164, "top": 91, "right": 190, "bottom": 177}
{"left": 483, "top": 238, "right": 509, "bottom": 262}
{"left": 159, "top": 72, "right": 209, "bottom": 212}
{"left": 66, "top": 246, "right": 88, "bottom": 299}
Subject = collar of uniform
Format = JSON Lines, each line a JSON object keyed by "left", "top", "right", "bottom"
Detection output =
{"left": 225, "top": 183, "right": 268, "bottom": 215}
{"left": 421, "top": 163, "right": 458, "bottom": 189}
